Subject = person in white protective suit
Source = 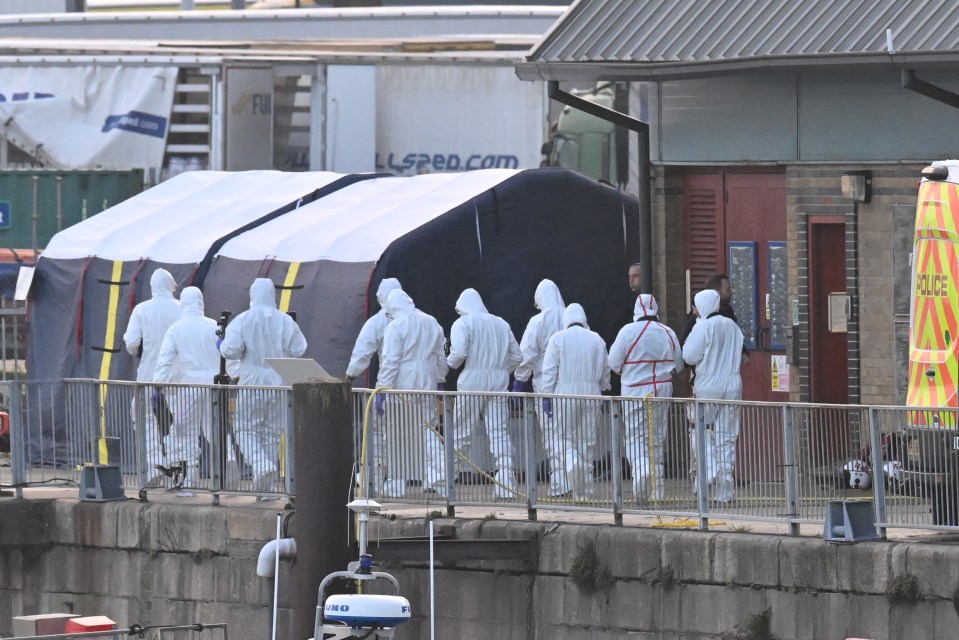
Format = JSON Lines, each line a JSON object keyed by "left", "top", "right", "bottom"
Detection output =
{"left": 375, "top": 289, "right": 448, "bottom": 498}
{"left": 511, "top": 279, "right": 567, "bottom": 496}
{"left": 345, "top": 277, "right": 403, "bottom": 494}
{"left": 153, "top": 287, "right": 221, "bottom": 496}
{"left": 608, "top": 294, "right": 683, "bottom": 503}
{"left": 682, "top": 289, "right": 744, "bottom": 503}
{"left": 123, "top": 268, "right": 181, "bottom": 478}
{"left": 345, "top": 278, "right": 403, "bottom": 383}
{"left": 446, "top": 288, "right": 523, "bottom": 499}
{"left": 219, "top": 278, "right": 308, "bottom": 494}
{"left": 540, "top": 303, "right": 611, "bottom": 500}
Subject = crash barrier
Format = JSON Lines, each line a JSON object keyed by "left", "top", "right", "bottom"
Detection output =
{"left": 6, "top": 623, "right": 227, "bottom": 640}
{"left": 4, "top": 379, "right": 959, "bottom": 534}
{"left": 2, "top": 379, "right": 292, "bottom": 500}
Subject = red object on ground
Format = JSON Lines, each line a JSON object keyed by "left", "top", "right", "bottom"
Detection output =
{"left": 64, "top": 617, "right": 117, "bottom": 634}
{"left": 0, "top": 412, "right": 8, "bottom": 437}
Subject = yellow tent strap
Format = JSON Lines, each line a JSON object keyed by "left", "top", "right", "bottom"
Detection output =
{"left": 278, "top": 262, "right": 300, "bottom": 313}
{"left": 277, "top": 261, "right": 300, "bottom": 478}
{"left": 97, "top": 260, "right": 124, "bottom": 464}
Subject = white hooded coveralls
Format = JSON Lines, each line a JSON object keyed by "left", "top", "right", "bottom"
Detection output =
{"left": 153, "top": 286, "right": 220, "bottom": 487}
{"left": 682, "top": 289, "right": 744, "bottom": 503}
{"left": 123, "top": 268, "right": 181, "bottom": 473}
{"left": 540, "top": 303, "right": 611, "bottom": 498}
{"left": 513, "top": 279, "right": 565, "bottom": 491}
{"left": 446, "top": 289, "right": 522, "bottom": 497}
{"left": 346, "top": 278, "right": 403, "bottom": 382}
{"left": 376, "top": 290, "right": 449, "bottom": 497}
{"left": 219, "top": 278, "right": 308, "bottom": 487}
{"left": 346, "top": 277, "right": 402, "bottom": 493}
{"left": 514, "top": 279, "right": 565, "bottom": 391}
{"left": 608, "top": 294, "right": 683, "bottom": 501}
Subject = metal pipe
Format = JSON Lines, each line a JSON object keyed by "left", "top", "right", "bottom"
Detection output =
{"left": 55, "top": 176, "right": 63, "bottom": 232}
{"left": 257, "top": 537, "right": 297, "bottom": 578}
{"left": 271, "top": 513, "right": 281, "bottom": 640}
{"left": 546, "top": 81, "right": 652, "bottom": 293}
{"left": 902, "top": 69, "right": 959, "bottom": 110}
{"left": 30, "top": 175, "right": 39, "bottom": 256}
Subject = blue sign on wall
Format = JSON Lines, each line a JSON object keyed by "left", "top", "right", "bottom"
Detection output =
{"left": 0, "top": 201, "right": 10, "bottom": 229}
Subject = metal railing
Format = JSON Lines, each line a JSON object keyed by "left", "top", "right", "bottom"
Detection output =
{"left": 6, "top": 623, "right": 227, "bottom": 640}
{"left": 2, "top": 379, "right": 292, "bottom": 501}
{"left": 5, "top": 378, "right": 959, "bottom": 535}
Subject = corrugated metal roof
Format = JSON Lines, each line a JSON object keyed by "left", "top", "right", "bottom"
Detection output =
{"left": 520, "top": 0, "right": 959, "bottom": 79}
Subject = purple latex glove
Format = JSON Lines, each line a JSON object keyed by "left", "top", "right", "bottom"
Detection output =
{"left": 542, "top": 398, "right": 553, "bottom": 419}
{"left": 436, "top": 382, "right": 446, "bottom": 391}
{"left": 509, "top": 379, "right": 527, "bottom": 411}
{"left": 216, "top": 337, "right": 223, "bottom": 350}
{"left": 150, "top": 390, "right": 162, "bottom": 412}
{"left": 375, "top": 393, "right": 386, "bottom": 416}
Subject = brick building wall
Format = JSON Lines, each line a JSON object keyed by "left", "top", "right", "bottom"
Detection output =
{"left": 785, "top": 164, "right": 921, "bottom": 406}
{"left": 649, "top": 164, "right": 920, "bottom": 406}
{"left": 652, "top": 166, "right": 686, "bottom": 330}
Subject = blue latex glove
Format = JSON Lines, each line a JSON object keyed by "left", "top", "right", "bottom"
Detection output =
{"left": 216, "top": 337, "right": 224, "bottom": 350}
{"left": 511, "top": 379, "right": 529, "bottom": 393}
{"left": 436, "top": 382, "right": 445, "bottom": 391}
{"left": 542, "top": 398, "right": 553, "bottom": 419}
{"left": 375, "top": 394, "right": 386, "bottom": 416}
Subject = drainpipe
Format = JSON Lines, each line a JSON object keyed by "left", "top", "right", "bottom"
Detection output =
{"left": 256, "top": 538, "right": 297, "bottom": 578}
{"left": 546, "top": 80, "right": 653, "bottom": 294}
{"left": 902, "top": 70, "right": 959, "bottom": 109}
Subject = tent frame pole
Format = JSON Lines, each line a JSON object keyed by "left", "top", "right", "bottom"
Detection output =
{"left": 546, "top": 81, "right": 652, "bottom": 294}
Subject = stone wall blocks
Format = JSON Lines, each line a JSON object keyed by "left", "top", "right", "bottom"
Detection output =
{"left": 712, "top": 532, "right": 780, "bottom": 587}
{"left": 835, "top": 540, "right": 891, "bottom": 595}
{"left": 117, "top": 500, "right": 150, "bottom": 549}
{"left": 778, "top": 536, "right": 838, "bottom": 591}
{"left": 661, "top": 530, "right": 716, "bottom": 583}
{"left": 767, "top": 589, "right": 846, "bottom": 640}
{"left": 844, "top": 593, "right": 892, "bottom": 640}
{"left": 595, "top": 526, "right": 663, "bottom": 580}
{"left": 226, "top": 507, "right": 284, "bottom": 542}
{"left": 903, "top": 543, "right": 959, "bottom": 599}
{"left": 605, "top": 579, "right": 659, "bottom": 630}
{"left": 73, "top": 501, "right": 120, "bottom": 548}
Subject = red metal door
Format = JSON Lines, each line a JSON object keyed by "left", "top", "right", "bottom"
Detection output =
{"left": 724, "top": 172, "right": 788, "bottom": 404}
{"left": 807, "top": 219, "right": 850, "bottom": 466}
{"left": 682, "top": 170, "right": 788, "bottom": 483}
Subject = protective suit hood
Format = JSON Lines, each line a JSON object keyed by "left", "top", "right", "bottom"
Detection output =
{"left": 385, "top": 289, "right": 416, "bottom": 318}
{"left": 634, "top": 294, "right": 659, "bottom": 321}
{"left": 180, "top": 286, "right": 205, "bottom": 316}
{"left": 694, "top": 289, "right": 720, "bottom": 318}
{"left": 150, "top": 268, "right": 176, "bottom": 299}
{"left": 563, "top": 303, "right": 589, "bottom": 329}
{"left": 249, "top": 278, "right": 277, "bottom": 309}
{"left": 454, "top": 288, "right": 489, "bottom": 316}
{"left": 534, "top": 279, "right": 565, "bottom": 311}
{"left": 375, "top": 278, "right": 403, "bottom": 307}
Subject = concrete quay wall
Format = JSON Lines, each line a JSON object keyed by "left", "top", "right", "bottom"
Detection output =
{"left": 1, "top": 499, "right": 958, "bottom": 640}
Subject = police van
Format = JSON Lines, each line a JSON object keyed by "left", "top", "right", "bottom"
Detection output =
{"left": 905, "top": 160, "right": 959, "bottom": 524}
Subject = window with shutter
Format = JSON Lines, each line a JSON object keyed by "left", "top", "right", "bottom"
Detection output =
{"left": 683, "top": 172, "right": 725, "bottom": 292}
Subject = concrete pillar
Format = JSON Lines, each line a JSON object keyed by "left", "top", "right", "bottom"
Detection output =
{"left": 291, "top": 380, "right": 354, "bottom": 640}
